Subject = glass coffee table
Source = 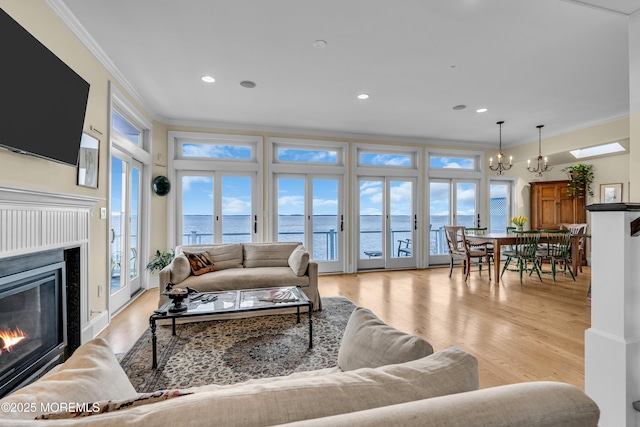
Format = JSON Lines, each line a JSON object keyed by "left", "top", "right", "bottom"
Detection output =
{"left": 149, "top": 286, "right": 313, "bottom": 368}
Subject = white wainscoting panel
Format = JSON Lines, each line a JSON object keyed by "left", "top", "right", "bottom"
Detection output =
{"left": 0, "top": 185, "right": 101, "bottom": 342}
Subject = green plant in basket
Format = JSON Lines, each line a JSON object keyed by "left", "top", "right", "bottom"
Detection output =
{"left": 561, "top": 163, "right": 594, "bottom": 198}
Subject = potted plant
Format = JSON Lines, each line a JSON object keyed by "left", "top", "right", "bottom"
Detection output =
{"left": 146, "top": 249, "right": 175, "bottom": 273}
{"left": 561, "top": 163, "right": 594, "bottom": 198}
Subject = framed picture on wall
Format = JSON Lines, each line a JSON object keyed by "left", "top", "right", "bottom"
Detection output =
{"left": 600, "top": 183, "right": 622, "bottom": 204}
{"left": 77, "top": 133, "right": 100, "bottom": 189}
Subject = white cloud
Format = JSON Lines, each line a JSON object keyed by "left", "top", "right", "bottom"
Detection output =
{"left": 390, "top": 181, "right": 413, "bottom": 203}
{"left": 182, "top": 176, "right": 211, "bottom": 191}
{"left": 222, "top": 197, "right": 251, "bottom": 215}
{"left": 278, "top": 195, "right": 304, "bottom": 207}
{"left": 313, "top": 198, "right": 338, "bottom": 207}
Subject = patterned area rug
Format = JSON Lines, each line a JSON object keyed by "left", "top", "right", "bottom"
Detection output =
{"left": 119, "top": 297, "right": 355, "bottom": 392}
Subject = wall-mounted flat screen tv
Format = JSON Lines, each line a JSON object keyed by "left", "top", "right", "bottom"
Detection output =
{"left": 0, "top": 7, "right": 90, "bottom": 166}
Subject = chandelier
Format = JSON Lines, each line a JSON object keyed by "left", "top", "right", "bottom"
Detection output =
{"left": 527, "top": 124, "right": 551, "bottom": 177}
{"left": 489, "top": 121, "right": 512, "bottom": 175}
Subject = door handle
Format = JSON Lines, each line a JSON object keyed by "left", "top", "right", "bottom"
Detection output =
{"left": 340, "top": 215, "right": 344, "bottom": 232}
{"left": 254, "top": 215, "right": 257, "bottom": 234}
{"left": 110, "top": 229, "right": 115, "bottom": 244}
{"left": 414, "top": 214, "right": 418, "bottom": 230}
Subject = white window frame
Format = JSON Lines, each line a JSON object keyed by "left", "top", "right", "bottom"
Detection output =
{"left": 168, "top": 131, "right": 263, "bottom": 248}
{"left": 108, "top": 83, "right": 153, "bottom": 307}
{"left": 269, "top": 138, "right": 348, "bottom": 273}
{"left": 425, "top": 148, "right": 486, "bottom": 266}
{"left": 353, "top": 144, "right": 422, "bottom": 271}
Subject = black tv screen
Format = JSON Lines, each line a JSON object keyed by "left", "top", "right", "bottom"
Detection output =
{"left": 0, "top": 8, "right": 90, "bottom": 166}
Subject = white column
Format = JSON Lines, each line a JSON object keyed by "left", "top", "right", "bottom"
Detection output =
{"left": 585, "top": 205, "right": 640, "bottom": 427}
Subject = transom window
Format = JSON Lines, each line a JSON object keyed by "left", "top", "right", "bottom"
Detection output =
{"left": 358, "top": 151, "right": 413, "bottom": 168}
{"left": 169, "top": 131, "right": 262, "bottom": 248}
{"left": 276, "top": 147, "right": 338, "bottom": 164}
{"left": 429, "top": 155, "right": 476, "bottom": 170}
{"left": 112, "top": 111, "right": 142, "bottom": 145}
{"left": 181, "top": 142, "right": 253, "bottom": 160}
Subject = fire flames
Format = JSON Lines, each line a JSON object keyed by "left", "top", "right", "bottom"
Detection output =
{"left": 0, "top": 327, "right": 27, "bottom": 353}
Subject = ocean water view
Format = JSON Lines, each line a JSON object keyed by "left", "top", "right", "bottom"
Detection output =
{"left": 112, "top": 211, "right": 507, "bottom": 264}
{"left": 180, "top": 214, "right": 485, "bottom": 258}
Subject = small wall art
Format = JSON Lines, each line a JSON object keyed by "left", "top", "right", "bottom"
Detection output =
{"left": 77, "top": 133, "right": 100, "bottom": 188}
{"left": 600, "top": 183, "right": 622, "bottom": 204}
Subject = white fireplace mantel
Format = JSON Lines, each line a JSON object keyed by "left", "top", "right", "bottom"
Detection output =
{"left": 0, "top": 185, "right": 101, "bottom": 256}
{"left": 0, "top": 185, "right": 102, "bottom": 343}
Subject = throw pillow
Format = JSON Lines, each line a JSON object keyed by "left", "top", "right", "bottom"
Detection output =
{"left": 288, "top": 245, "right": 310, "bottom": 276}
{"left": 338, "top": 307, "right": 434, "bottom": 371}
{"left": 183, "top": 251, "right": 216, "bottom": 276}
{"left": 36, "top": 389, "right": 193, "bottom": 419}
{"left": 171, "top": 254, "right": 191, "bottom": 283}
{"left": 0, "top": 338, "right": 138, "bottom": 420}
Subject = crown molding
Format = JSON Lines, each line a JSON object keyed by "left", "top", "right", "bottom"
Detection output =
{"left": 560, "top": 0, "right": 640, "bottom": 16}
{"left": 161, "top": 116, "right": 497, "bottom": 149}
{"left": 45, "top": 0, "right": 153, "bottom": 117}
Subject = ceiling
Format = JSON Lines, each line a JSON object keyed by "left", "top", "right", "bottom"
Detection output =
{"left": 54, "top": 0, "right": 638, "bottom": 148}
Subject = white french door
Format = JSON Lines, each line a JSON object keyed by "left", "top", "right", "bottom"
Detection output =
{"left": 109, "top": 150, "right": 142, "bottom": 313}
{"left": 357, "top": 177, "right": 417, "bottom": 270}
{"left": 179, "top": 172, "right": 257, "bottom": 245}
{"left": 429, "top": 179, "right": 479, "bottom": 265}
{"left": 275, "top": 174, "right": 344, "bottom": 273}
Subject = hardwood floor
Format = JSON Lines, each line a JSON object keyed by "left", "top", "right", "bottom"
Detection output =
{"left": 99, "top": 265, "right": 591, "bottom": 390}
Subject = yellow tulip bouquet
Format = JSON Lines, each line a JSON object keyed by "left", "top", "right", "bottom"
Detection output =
{"left": 511, "top": 215, "right": 528, "bottom": 227}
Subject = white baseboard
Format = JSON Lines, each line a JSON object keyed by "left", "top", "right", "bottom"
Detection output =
{"left": 147, "top": 274, "right": 159, "bottom": 289}
{"left": 80, "top": 310, "right": 109, "bottom": 344}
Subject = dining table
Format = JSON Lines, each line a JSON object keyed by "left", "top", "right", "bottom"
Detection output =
{"left": 466, "top": 232, "right": 589, "bottom": 284}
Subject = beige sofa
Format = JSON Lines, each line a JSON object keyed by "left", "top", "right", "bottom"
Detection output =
{"left": 158, "top": 242, "right": 320, "bottom": 310}
{"left": 0, "top": 307, "right": 599, "bottom": 426}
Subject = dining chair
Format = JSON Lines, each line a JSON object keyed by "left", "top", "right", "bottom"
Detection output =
{"left": 500, "top": 230, "right": 542, "bottom": 283}
{"left": 559, "top": 223, "right": 588, "bottom": 272}
{"left": 465, "top": 227, "right": 488, "bottom": 234}
{"left": 503, "top": 226, "right": 518, "bottom": 253}
{"left": 465, "top": 227, "right": 494, "bottom": 262}
{"left": 536, "top": 229, "right": 575, "bottom": 281}
{"left": 444, "top": 226, "right": 491, "bottom": 281}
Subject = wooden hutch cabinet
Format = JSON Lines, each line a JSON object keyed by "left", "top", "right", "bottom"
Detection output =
{"left": 529, "top": 180, "right": 586, "bottom": 230}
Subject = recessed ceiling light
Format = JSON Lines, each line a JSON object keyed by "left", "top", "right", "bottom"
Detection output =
{"left": 357, "top": 93, "right": 370, "bottom": 100}
{"left": 452, "top": 104, "right": 466, "bottom": 110}
{"left": 240, "top": 80, "right": 256, "bottom": 88}
{"left": 313, "top": 40, "right": 327, "bottom": 49}
{"left": 570, "top": 142, "right": 625, "bottom": 159}
{"left": 201, "top": 75, "right": 215, "bottom": 83}
{"left": 476, "top": 108, "right": 488, "bottom": 113}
